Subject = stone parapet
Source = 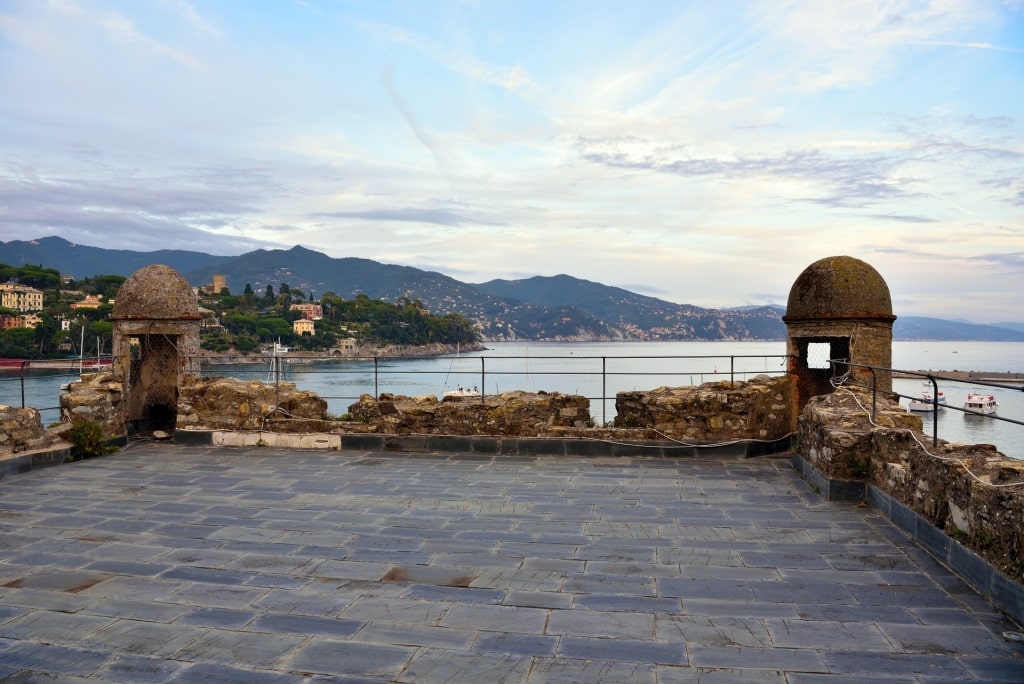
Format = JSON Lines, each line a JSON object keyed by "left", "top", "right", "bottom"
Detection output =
{"left": 346, "top": 390, "right": 591, "bottom": 436}
{"left": 177, "top": 376, "right": 329, "bottom": 433}
{"left": 614, "top": 375, "right": 795, "bottom": 442}
{"left": 798, "top": 386, "right": 1024, "bottom": 584}
{"left": 0, "top": 405, "right": 50, "bottom": 454}
{"left": 59, "top": 371, "right": 127, "bottom": 438}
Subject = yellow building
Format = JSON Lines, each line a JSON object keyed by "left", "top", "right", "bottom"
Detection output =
{"left": 293, "top": 319, "right": 315, "bottom": 336}
{"left": 70, "top": 294, "right": 104, "bottom": 310}
{"left": 0, "top": 282, "right": 44, "bottom": 312}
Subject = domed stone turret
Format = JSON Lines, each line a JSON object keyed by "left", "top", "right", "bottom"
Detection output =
{"left": 783, "top": 255, "right": 897, "bottom": 407}
{"left": 112, "top": 264, "right": 200, "bottom": 321}
{"left": 110, "top": 264, "right": 202, "bottom": 435}
{"left": 784, "top": 255, "right": 894, "bottom": 322}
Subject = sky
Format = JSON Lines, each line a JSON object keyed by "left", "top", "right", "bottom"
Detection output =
{"left": 1, "top": 1, "right": 1022, "bottom": 324}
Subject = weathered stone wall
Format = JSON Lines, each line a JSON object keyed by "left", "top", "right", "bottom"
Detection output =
{"left": 799, "top": 386, "right": 1024, "bottom": 581}
{"left": 614, "top": 375, "right": 795, "bottom": 441}
{"left": 0, "top": 405, "right": 49, "bottom": 454}
{"left": 177, "top": 376, "right": 329, "bottom": 433}
{"left": 60, "top": 371, "right": 127, "bottom": 439}
{"left": 346, "top": 390, "right": 591, "bottom": 436}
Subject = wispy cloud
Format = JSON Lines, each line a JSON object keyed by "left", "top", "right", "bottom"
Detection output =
{"left": 917, "top": 40, "right": 1024, "bottom": 52}
{"left": 95, "top": 11, "right": 208, "bottom": 72}
{"left": 160, "top": 0, "right": 220, "bottom": 36}
{"left": 313, "top": 206, "right": 497, "bottom": 227}
{"left": 360, "top": 20, "right": 541, "bottom": 98}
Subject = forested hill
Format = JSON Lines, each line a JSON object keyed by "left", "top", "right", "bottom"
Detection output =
{"left": 3, "top": 237, "right": 1022, "bottom": 342}
{"left": 0, "top": 236, "right": 226, "bottom": 278}
{"left": 186, "top": 248, "right": 784, "bottom": 341}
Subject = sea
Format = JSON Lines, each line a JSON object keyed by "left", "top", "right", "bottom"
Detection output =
{"left": 3, "top": 340, "right": 1022, "bottom": 459}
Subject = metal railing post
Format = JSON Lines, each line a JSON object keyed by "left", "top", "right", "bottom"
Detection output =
{"left": 480, "top": 356, "right": 485, "bottom": 402}
{"left": 602, "top": 356, "right": 607, "bottom": 426}
{"left": 20, "top": 361, "right": 28, "bottom": 408}
{"left": 869, "top": 367, "right": 877, "bottom": 420}
{"left": 373, "top": 357, "right": 379, "bottom": 397}
{"left": 928, "top": 375, "right": 939, "bottom": 447}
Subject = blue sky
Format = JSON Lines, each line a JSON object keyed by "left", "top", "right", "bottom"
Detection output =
{"left": 1, "top": 1, "right": 1022, "bottom": 323}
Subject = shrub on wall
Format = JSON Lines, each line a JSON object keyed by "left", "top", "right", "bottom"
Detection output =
{"left": 68, "top": 420, "right": 114, "bottom": 460}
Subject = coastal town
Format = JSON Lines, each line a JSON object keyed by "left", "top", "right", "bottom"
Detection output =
{"left": 0, "top": 263, "right": 479, "bottom": 364}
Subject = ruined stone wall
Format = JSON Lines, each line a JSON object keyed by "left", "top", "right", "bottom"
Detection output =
{"left": 614, "top": 375, "right": 795, "bottom": 442}
{"left": 346, "top": 391, "right": 591, "bottom": 436}
{"left": 798, "top": 386, "right": 1024, "bottom": 581}
{"left": 177, "top": 376, "right": 329, "bottom": 433}
{"left": 60, "top": 371, "right": 127, "bottom": 439}
{"left": 0, "top": 405, "right": 49, "bottom": 454}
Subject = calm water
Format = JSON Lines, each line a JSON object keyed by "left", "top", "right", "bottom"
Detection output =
{"left": 3, "top": 341, "right": 1022, "bottom": 458}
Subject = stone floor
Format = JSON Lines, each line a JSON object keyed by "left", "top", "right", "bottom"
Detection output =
{"left": 1, "top": 443, "right": 1023, "bottom": 683}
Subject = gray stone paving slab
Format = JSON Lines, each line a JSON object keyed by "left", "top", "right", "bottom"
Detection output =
{"left": 353, "top": 621, "right": 477, "bottom": 649}
{"left": 524, "top": 658, "right": 657, "bottom": 683}
{"left": 397, "top": 648, "right": 532, "bottom": 683}
{"left": 654, "top": 614, "right": 773, "bottom": 648}
{"left": 96, "top": 653, "right": 186, "bottom": 683}
{"left": 1, "top": 444, "right": 1023, "bottom": 681}
{"left": 0, "top": 640, "right": 110, "bottom": 678}
{"left": 288, "top": 638, "right": 415, "bottom": 678}
{"left": 440, "top": 603, "right": 548, "bottom": 633}
{"left": 173, "top": 628, "right": 303, "bottom": 668}
{"left": 475, "top": 631, "right": 558, "bottom": 656}
{"left": 83, "top": 618, "right": 207, "bottom": 658}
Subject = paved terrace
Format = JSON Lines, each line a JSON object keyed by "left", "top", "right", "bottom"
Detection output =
{"left": 1, "top": 444, "right": 1023, "bottom": 683}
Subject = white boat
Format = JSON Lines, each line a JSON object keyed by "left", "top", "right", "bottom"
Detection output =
{"left": 908, "top": 389, "right": 947, "bottom": 412}
{"left": 443, "top": 385, "right": 480, "bottom": 399}
{"left": 962, "top": 392, "right": 998, "bottom": 416}
{"left": 441, "top": 342, "right": 480, "bottom": 398}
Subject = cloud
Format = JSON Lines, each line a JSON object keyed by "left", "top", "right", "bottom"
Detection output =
{"left": 360, "top": 20, "right": 542, "bottom": 99}
{"left": 0, "top": 160, "right": 274, "bottom": 254}
{"left": 312, "top": 207, "right": 495, "bottom": 227}
{"left": 865, "top": 213, "right": 937, "bottom": 223}
{"left": 160, "top": 0, "right": 220, "bottom": 36}
{"left": 917, "top": 40, "right": 1024, "bottom": 52}
{"left": 574, "top": 136, "right": 911, "bottom": 206}
{"left": 95, "top": 11, "right": 208, "bottom": 72}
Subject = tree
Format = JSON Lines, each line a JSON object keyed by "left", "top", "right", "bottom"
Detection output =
{"left": 0, "top": 327, "right": 36, "bottom": 358}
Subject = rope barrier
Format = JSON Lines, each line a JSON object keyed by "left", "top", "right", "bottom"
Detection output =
{"left": 829, "top": 376, "right": 1024, "bottom": 490}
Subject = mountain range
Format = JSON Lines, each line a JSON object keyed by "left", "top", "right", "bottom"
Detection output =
{"left": 3, "top": 236, "right": 1022, "bottom": 342}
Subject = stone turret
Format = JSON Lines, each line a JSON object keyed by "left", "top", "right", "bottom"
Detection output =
{"left": 783, "top": 256, "right": 896, "bottom": 409}
{"left": 110, "top": 264, "right": 202, "bottom": 433}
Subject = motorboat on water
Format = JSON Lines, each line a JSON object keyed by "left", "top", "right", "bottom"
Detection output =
{"left": 962, "top": 392, "right": 998, "bottom": 416}
{"left": 908, "top": 388, "right": 947, "bottom": 412}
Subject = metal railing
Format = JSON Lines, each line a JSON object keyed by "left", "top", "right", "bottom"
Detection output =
{"left": 0, "top": 353, "right": 791, "bottom": 427}
{"left": 205, "top": 352, "right": 792, "bottom": 425}
{"left": 832, "top": 360, "right": 1024, "bottom": 448}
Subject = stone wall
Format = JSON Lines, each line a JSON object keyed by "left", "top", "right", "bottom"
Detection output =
{"left": 346, "top": 390, "right": 591, "bottom": 436}
{"left": 798, "top": 386, "right": 1024, "bottom": 581}
{"left": 0, "top": 405, "right": 49, "bottom": 454}
{"left": 177, "top": 376, "right": 329, "bottom": 433}
{"left": 614, "top": 375, "right": 795, "bottom": 442}
{"left": 60, "top": 371, "right": 127, "bottom": 439}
